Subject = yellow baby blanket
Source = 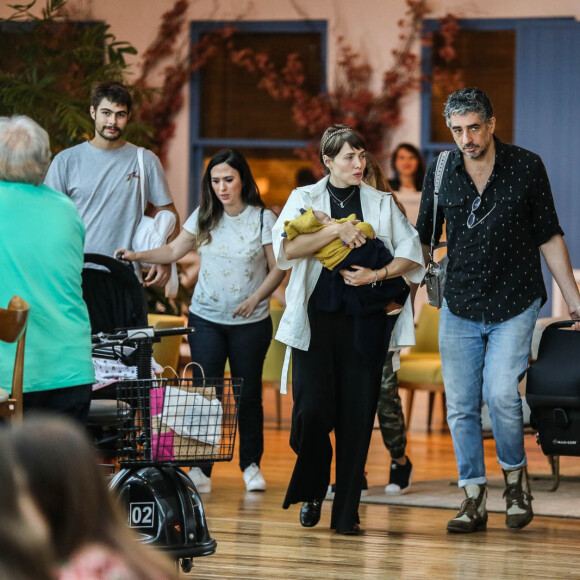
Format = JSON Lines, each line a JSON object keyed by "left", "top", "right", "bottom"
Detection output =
{"left": 283, "top": 206, "right": 375, "bottom": 270}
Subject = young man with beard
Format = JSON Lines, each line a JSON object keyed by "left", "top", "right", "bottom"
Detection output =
{"left": 45, "top": 81, "right": 179, "bottom": 287}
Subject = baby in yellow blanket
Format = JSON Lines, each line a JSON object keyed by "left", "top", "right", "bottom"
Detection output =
{"left": 282, "top": 207, "right": 408, "bottom": 315}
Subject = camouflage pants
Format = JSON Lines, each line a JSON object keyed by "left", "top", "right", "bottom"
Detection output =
{"left": 376, "top": 350, "right": 407, "bottom": 460}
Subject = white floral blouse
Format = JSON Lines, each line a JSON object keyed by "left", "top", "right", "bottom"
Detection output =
{"left": 183, "top": 206, "right": 276, "bottom": 325}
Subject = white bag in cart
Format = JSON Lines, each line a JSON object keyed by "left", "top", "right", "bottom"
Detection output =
{"left": 160, "top": 386, "right": 223, "bottom": 445}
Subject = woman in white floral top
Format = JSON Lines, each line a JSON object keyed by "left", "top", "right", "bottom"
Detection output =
{"left": 117, "top": 149, "right": 285, "bottom": 493}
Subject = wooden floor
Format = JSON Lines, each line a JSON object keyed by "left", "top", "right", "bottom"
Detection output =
{"left": 182, "top": 386, "right": 580, "bottom": 579}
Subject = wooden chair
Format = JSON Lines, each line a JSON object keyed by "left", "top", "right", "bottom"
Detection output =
{"left": 397, "top": 303, "right": 445, "bottom": 431}
{"left": 0, "top": 296, "right": 31, "bottom": 421}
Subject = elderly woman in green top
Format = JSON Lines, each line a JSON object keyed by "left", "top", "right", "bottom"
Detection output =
{"left": 0, "top": 115, "right": 94, "bottom": 423}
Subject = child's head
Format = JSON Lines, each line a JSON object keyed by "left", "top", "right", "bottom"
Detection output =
{"left": 0, "top": 429, "right": 54, "bottom": 580}
{"left": 283, "top": 206, "right": 333, "bottom": 240}
{"left": 4, "top": 414, "right": 177, "bottom": 579}
{"left": 4, "top": 414, "right": 118, "bottom": 562}
{"left": 312, "top": 209, "right": 335, "bottom": 225}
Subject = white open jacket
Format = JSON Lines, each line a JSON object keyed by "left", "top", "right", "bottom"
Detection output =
{"left": 272, "top": 176, "right": 426, "bottom": 392}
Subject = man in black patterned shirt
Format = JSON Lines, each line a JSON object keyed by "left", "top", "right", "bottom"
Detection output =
{"left": 415, "top": 88, "right": 580, "bottom": 534}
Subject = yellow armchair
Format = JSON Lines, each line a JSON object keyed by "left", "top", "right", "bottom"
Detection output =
{"left": 148, "top": 313, "right": 186, "bottom": 378}
{"left": 262, "top": 305, "right": 292, "bottom": 427}
{"left": 397, "top": 304, "right": 445, "bottom": 431}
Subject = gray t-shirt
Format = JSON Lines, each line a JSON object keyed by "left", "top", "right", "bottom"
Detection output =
{"left": 183, "top": 206, "right": 276, "bottom": 325}
{"left": 44, "top": 141, "right": 172, "bottom": 256}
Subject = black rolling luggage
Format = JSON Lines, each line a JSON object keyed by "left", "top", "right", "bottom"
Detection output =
{"left": 526, "top": 320, "right": 580, "bottom": 456}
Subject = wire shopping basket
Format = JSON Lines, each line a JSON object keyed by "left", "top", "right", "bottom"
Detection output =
{"left": 114, "top": 377, "right": 242, "bottom": 467}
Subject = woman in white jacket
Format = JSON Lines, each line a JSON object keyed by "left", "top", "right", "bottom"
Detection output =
{"left": 272, "top": 125, "right": 425, "bottom": 535}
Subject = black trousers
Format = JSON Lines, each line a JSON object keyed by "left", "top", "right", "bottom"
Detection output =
{"left": 282, "top": 305, "right": 395, "bottom": 533}
{"left": 188, "top": 313, "right": 273, "bottom": 473}
{"left": 23, "top": 384, "right": 93, "bottom": 425}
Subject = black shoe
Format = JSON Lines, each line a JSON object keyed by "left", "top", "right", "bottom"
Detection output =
{"left": 300, "top": 499, "right": 323, "bottom": 527}
{"left": 385, "top": 457, "right": 413, "bottom": 495}
{"left": 337, "top": 523, "right": 361, "bottom": 535}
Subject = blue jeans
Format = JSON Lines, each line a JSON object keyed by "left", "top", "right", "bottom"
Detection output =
{"left": 439, "top": 298, "right": 541, "bottom": 487}
{"left": 187, "top": 312, "right": 273, "bottom": 472}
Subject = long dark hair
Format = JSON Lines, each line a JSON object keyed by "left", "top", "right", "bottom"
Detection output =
{"left": 363, "top": 152, "right": 407, "bottom": 217}
{"left": 5, "top": 415, "right": 176, "bottom": 579}
{"left": 196, "top": 148, "right": 264, "bottom": 248}
{"left": 0, "top": 433, "right": 55, "bottom": 580}
{"left": 390, "top": 143, "right": 426, "bottom": 191}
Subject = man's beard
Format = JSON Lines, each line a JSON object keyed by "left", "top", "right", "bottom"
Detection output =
{"left": 462, "top": 141, "right": 491, "bottom": 160}
{"left": 97, "top": 126, "right": 123, "bottom": 141}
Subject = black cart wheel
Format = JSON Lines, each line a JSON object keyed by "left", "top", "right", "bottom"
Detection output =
{"left": 181, "top": 558, "right": 193, "bottom": 573}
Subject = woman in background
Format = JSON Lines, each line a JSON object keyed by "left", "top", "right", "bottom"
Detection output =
{"left": 364, "top": 152, "right": 415, "bottom": 494}
{"left": 389, "top": 143, "right": 426, "bottom": 226}
{"left": 389, "top": 144, "right": 429, "bottom": 318}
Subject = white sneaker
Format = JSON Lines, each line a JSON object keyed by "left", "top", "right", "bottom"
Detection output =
{"left": 243, "top": 463, "right": 266, "bottom": 492}
{"left": 188, "top": 467, "right": 211, "bottom": 493}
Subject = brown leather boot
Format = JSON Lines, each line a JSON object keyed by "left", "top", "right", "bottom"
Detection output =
{"left": 503, "top": 467, "right": 534, "bottom": 529}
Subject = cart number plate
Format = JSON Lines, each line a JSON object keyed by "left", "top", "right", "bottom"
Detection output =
{"left": 129, "top": 502, "right": 155, "bottom": 528}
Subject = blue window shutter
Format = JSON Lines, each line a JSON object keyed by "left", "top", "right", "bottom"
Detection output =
{"left": 515, "top": 20, "right": 580, "bottom": 316}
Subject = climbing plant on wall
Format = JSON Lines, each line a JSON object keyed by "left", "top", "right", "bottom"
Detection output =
{"left": 0, "top": 0, "right": 458, "bottom": 168}
{"left": 0, "top": 0, "right": 148, "bottom": 153}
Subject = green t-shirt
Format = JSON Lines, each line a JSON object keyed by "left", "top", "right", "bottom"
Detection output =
{"left": 0, "top": 181, "right": 94, "bottom": 392}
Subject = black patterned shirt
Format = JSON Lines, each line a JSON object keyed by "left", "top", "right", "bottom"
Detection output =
{"left": 415, "top": 137, "right": 563, "bottom": 323}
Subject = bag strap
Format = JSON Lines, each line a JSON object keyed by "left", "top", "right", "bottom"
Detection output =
{"left": 260, "top": 207, "right": 269, "bottom": 270}
{"left": 430, "top": 150, "right": 451, "bottom": 258}
{"left": 137, "top": 147, "right": 146, "bottom": 215}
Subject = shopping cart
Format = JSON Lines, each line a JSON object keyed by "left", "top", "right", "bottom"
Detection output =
{"left": 90, "top": 326, "right": 242, "bottom": 573}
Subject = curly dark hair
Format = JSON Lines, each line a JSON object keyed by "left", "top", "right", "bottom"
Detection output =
{"left": 443, "top": 87, "right": 494, "bottom": 128}
{"left": 90, "top": 81, "right": 133, "bottom": 113}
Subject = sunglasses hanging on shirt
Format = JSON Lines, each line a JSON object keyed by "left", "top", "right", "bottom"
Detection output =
{"left": 467, "top": 196, "right": 496, "bottom": 228}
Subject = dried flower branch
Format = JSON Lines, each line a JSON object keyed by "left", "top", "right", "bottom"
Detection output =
{"left": 428, "top": 13, "right": 464, "bottom": 94}
{"left": 219, "top": 0, "right": 428, "bottom": 169}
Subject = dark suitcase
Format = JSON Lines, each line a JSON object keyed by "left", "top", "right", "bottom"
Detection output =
{"left": 526, "top": 320, "right": 580, "bottom": 456}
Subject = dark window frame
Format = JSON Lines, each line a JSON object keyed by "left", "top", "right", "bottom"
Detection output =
{"left": 420, "top": 18, "right": 521, "bottom": 166}
{"left": 188, "top": 20, "right": 327, "bottom": 211}
{"left": 420, "top": 18, "right": 573, "bottom": 165}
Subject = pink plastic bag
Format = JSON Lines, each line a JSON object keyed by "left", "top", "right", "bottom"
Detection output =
{"left": 150, "top": 386, "right": 175, "bottom": 461}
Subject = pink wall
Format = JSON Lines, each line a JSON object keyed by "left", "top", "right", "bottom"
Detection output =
{"left": 2, "top": 0, "right": 578, "bottom": 219}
